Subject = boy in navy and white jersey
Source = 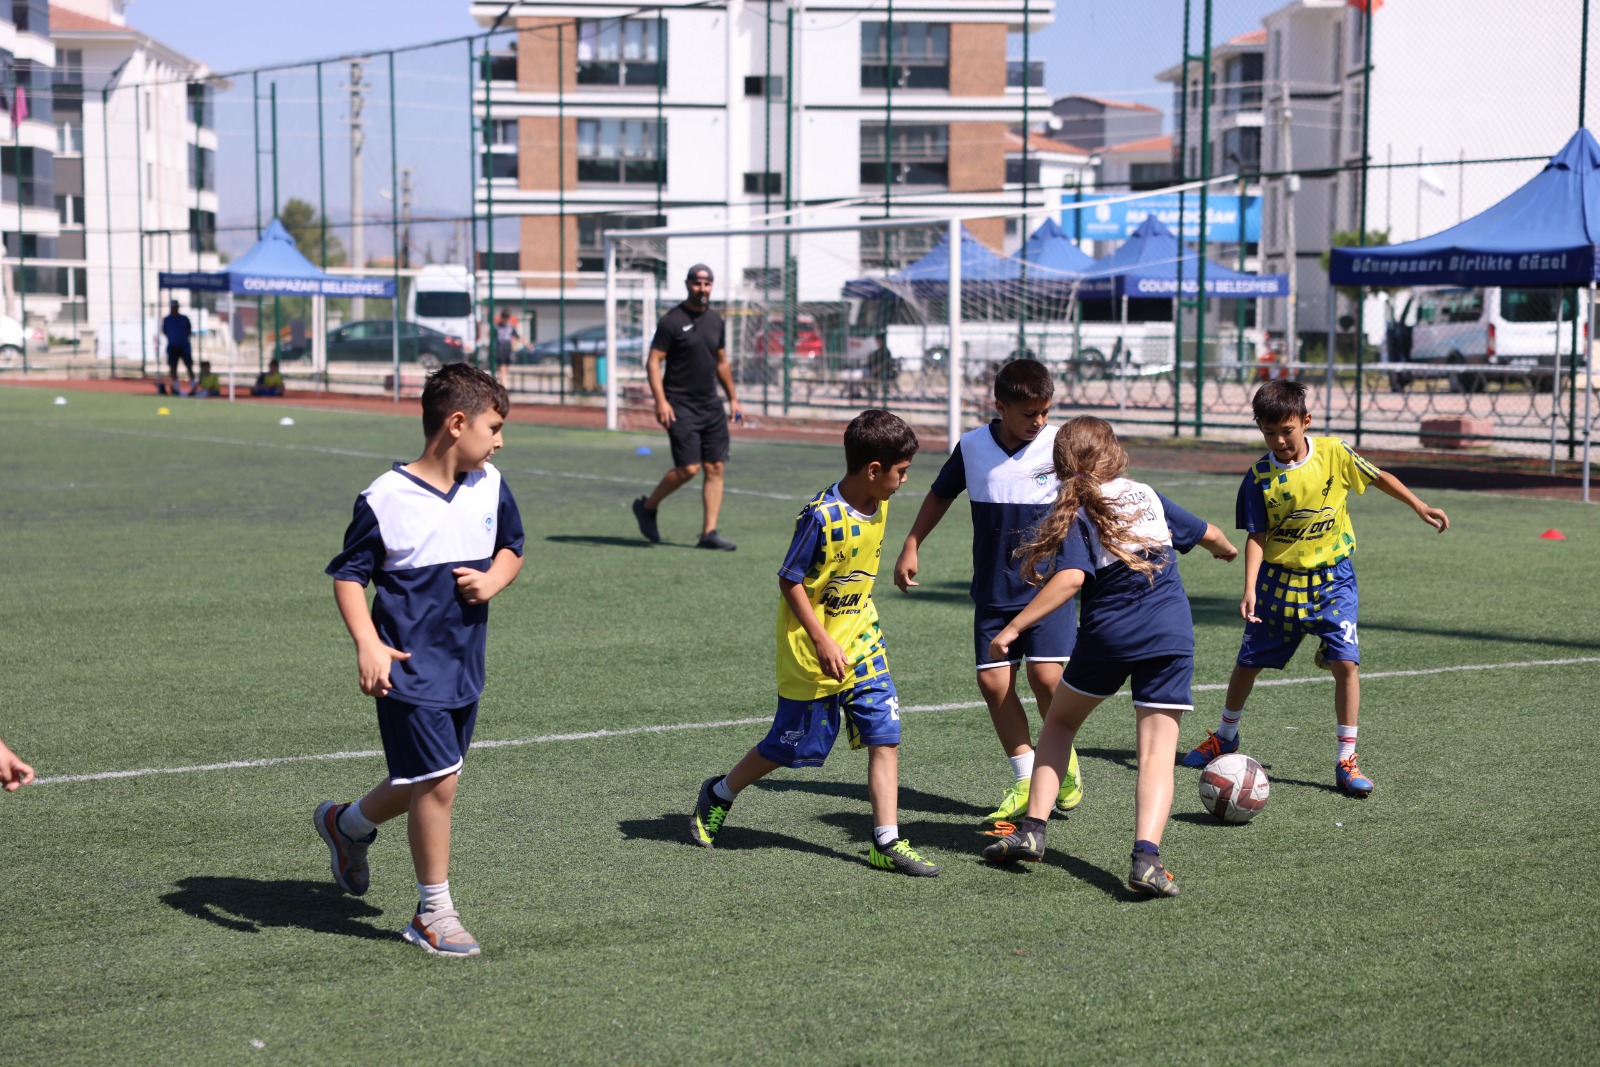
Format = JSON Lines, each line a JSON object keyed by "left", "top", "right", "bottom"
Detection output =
{"left": 318, "top": 364, "right": 525, "bottom": 957}
{"left": 894, "top": 359, "right": 1085, "bottom": 823}
{"left": 980, "top": 417, "right": 1237, "bottom": 898}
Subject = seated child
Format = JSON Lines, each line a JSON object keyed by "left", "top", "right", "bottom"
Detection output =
{"left": 253, "top": 359, "right": 285, "bottom": 397}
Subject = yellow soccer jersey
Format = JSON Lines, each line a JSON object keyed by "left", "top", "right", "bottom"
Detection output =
{"left": 1236, "top": 436, "right": 1381, "bottom": 570}
{"left": 774, "top": 484, "right": 890, "bottom": 699}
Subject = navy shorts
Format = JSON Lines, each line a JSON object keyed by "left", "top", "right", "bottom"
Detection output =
{"left": 1237, "top": 557, "right": 1361, "bottom": 670}
{"left": 666, "top": 398, "right": 730, "bottom": 468}
{"left": 375, "top": 696, "right": 479, "bottom": 784}
{"left": 1062, "top": 654, "right": 1194, "bottom": 711}
{"left": 755, "top": 675, "right": 901, "bottom": 769}
{"left": 166, "top": 344, "right": 193, "bottom": 376}
{"left": 974, "top": 605, "right": 1075, "bottom": 670}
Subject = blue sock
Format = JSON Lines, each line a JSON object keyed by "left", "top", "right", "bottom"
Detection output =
{"left": 1133, "top": 839, "right": 1159, "bottom": 856}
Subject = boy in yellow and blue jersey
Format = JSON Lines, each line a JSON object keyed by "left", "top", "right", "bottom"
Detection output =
{"left": 1181, "top": 380, "right": 1449, "bottom": 796}
{"left": 690, "top": 410, "right": 939, "bottom": 876}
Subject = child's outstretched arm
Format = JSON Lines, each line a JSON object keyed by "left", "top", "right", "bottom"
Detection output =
{"left": 991, "top": 568, "right": 1085, "bottom": 661}
{"left": 1240, "top": 533, "right": 1266, "bottom": 622}
{"left": 893, "top": 492, "right": 955, "bottom": 593}
{"left": 1199, "top": 523, "right": 1239, "bottom": 562}
{"left": 333, "top": 579, "right": 411, "bottom": 697}
{"left": 454, "top": 547, "right": 525, "bottom": 606}
{"left": 1374, "top": 470, "right": 1450, "bottom": 531}
{"left": 0, "top": 736, "right": 34, "bottom": 792}
{"left": 781, "top": 578, "right": 847, "bottom": 680}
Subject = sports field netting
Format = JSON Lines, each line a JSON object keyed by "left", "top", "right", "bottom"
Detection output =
{"left": 1, "top": 387, "right": 1597, "bottom": 1064}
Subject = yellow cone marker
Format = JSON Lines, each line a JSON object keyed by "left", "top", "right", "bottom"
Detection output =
{"left": 157, "top": 407, "right": 170, "bottom": 416}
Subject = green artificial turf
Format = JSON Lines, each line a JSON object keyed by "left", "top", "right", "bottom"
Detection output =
{"left": 1, "top": 386, "right": 1596, "bottom": 1065}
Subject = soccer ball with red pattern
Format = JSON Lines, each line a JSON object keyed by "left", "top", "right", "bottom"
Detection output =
{"left": 1198, "top": 752, "right": 1270, "bottom": 824}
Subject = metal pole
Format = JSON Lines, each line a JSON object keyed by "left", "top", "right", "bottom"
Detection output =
{"left": 271, "top": 81, "right": 280, "bottom": 372}
{"left": 558, "top": 24, "right": 567, "bottom": 401}
{"left": 101, "top": 85, "right": 117, "bottom": 376}
{"left": 466, "top": 39, "right": 478, "bottom": 362}
{"left": 783, "top": 8, "right": 795, "bottom": 414}
{"left": 1236, "top": 171, "right": 1246, "bottom": 375}
{"left": 253, "top": 73, "right": 263, "bottom": 370}
{"left": 1193, "top": 0, "right": 1213, "bottom": 437}
{"left": 1582, "top": 0, "right": 1591, "bottom": 130}
{"left": 134, "top": 86, "right": 146, "bottom": 381}
{"left": 1283, "top": 86, "right": 1299, "bottom": 372}
{"left": 1354, "top": 0, "right": 1375, "bottom": 448}
{"left": 1173, "top": 0, "right": 1191, "bottom": 438}
{"left": 604, "top": 236, "right": 618, "bottom": 429}
{"left": 389, "top": 51, "right": 401, "bottom": 400}
{"left": 317, "top": 63, "right": 327, "bottom": 268}
{"left": 481, "top": 45, "right": 495, "bottom": 375}
{"left": 946, "top": 216, "right": 962, "bottom": 451}
{"left": 1584, "top": 282, "right": 1593, "bottom": 502}
{"left": 15, "top": 92, "right": 25, "bottom": 370}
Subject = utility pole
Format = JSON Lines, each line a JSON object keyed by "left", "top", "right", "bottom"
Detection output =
{"left": 399, "top": 165, "right": 414, "bottom": 268}
{"left": 1280, "top": 83, "right": 1298, "bottom": 366}
{"left": 346, "top": 58, "right": 366, "bottom": 319}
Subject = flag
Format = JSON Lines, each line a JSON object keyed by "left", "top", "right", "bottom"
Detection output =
{"left": 11, "top": 85, "right": 27, "bottom": 130}
{"left": 1417, "top": 165, "right": 1448, "bottom": 197}
{"left": 1348, "top": 0, "right": 1383, "bottom": 12}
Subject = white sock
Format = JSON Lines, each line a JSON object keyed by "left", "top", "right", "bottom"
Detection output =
{"left": 873, "top": 825, "right": 899, "bottom": 847}
{"left": 712, "top": 776, "right": 737, "bottom": 803}
{"left": 1337, "top": 726, "right": 1358, "bottom": 762}
{"left": 418, "top": 880, "right": 453, "bottom": 915}
{"left": 337, "top": 800, "right": 377, "bottom": 840}
{"left": 1008, "top": 750, "right": 1035, "bottom": 781}
{"left": 1216, "top": 708, "right": 1242, "bottom": 742}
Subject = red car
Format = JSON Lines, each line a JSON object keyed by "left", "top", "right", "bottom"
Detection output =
{"left": 751, "top": 317, "right": 824, "bottom": 360}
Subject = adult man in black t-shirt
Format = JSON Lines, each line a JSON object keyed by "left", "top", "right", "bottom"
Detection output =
{"left": 632, "top": 263, "right": 744, "bottom": 550}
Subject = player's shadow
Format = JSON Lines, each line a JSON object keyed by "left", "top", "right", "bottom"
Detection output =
{"left": 1074, "top": 746, "right": 1138, "bottom": 773}
{"left": 1264, "top": 775, "right": 1348, "bottom": 796}
{"left": 753, "top": 778, "right": 978, "bottom": 818}
{"left": 962, "top": 833, "right": 1142, "bottom": 900}
{"left": 886, "top": 580, "right": 973, "bottom": 605}
{"left": 545, "top": 535, "right": 656, "bottom": 550}
{"left": 160, "top": 876, "right": 392, "bottom": 941}
{"left": 618, "top": 813, "right": 860, "bottom": 866}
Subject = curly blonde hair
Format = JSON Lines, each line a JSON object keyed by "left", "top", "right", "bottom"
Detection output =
{"left": 1017, "top": 416, "right": 1167, "bottom": 585}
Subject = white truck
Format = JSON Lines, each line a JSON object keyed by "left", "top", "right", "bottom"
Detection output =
{"left": 1383, "top": 286, "right": 1585, "bottom": 393}
{"left": 407, "top": 265, "right": 477, "bottom": 356}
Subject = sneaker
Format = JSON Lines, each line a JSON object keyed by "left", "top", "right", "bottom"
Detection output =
{"left": 631, "top": 496, "right": 661, "bottom": 543}
{"left": 697, "top": 529, "right": 737, "bottom": 551}
{"left": 983, "top": 777, "right": 1031, "bottom": 823}
{"left": 690, "top": 776, "right": 732, "bottom": 847}
{"left": 313, "top": 800, "right": 373, "bottom": 896}
{"left": 981, "top": 822, "right": 1046, "bottom": 864}
{"left": 1056, "top": 746, "right": 1085, "bottom": 813}
{"left": 1336, "top": 754, "right": 1374, "bottom": 797}
{"left": 1180, "top": 729, "right": 1240, "bottom": 769}
{"left": 401, "top": 907, "right": 481, "bottom": 957}
{"left": 1127, "top": 851, "right": 1179, "bottom": 897}
{"left": 868, "top": 837, "right": 940, "bottom": 877}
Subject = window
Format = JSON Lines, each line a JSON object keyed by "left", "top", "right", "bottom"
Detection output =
{"left": 1222, "top": 127, "right": 1261, "bottom": 174}
{"left": 742, "top": 265, "right": 786, "bottom": 290}
{"left": 11, "top": 0, "right": 47, "bottom": 34}
{"left": 490, "top": 119, "right": 518, "bottom": 146}
{"left": 576, "top": 213, "right": 664, "bottom": 273}
{"left": 189, "top": 208, "right": 216, "bottom": 253}
{"left": 1, "top": 146, "right": 53, "bottom": 208}
{"left": 417, "top": 292, "right": 473, "bottom": 318}
{"left": 1222, "top": 54, "right": 1263, "bottom": 113}
{"left": 55, "top": 193, "right": 84, "bottom": 226}
{"left": 1130, "top": 162, "right": 1173, "bottom": 190}
{"left": 1502, "top": 288, "right": 1578, "bottom": 323}
{"left": 1006, "top": 157, "right": 1041, "bottom": 185}
{"left": 1006, "top": 60, "right": 1044, "bottom": 89}
{"left": 3, "top": 232, "right": 55, "bottom": 257}
{"left": 187, "top": 83, "right": 213, "bottom": 128}
{"left": 576, "top": 18, "right": 665, "bottom": 87}
{"left": 861, "top": 23, "right": 949, "bottom": 90}
{"left": 743, "top": 171, "right": 782, "bottom": 195}
{"left": 56, "top": 122, "right": 82, "bottom": 154}
{"left": 744, "top": 75, "right": 783, "bottom": 98}
{"left": 1346, "top": 86, "right": 1363, "bottom": 156}
{"left": 4, "top": 59, "right": 51, "bottom": 124}
{"left": 860, "top": 123, "right": 948, "bottom": 186}
{"left": 577, "top": 119, "right": 664, "bottom": 184}
{"left": 482, "top": 152, "right": 518, "bottom": 180}
{"left": 188, "top": 145, "right": 215, "bottom": 191}
{"left": 486, "top": 51, "right": 517, "bottom": 83}
{"left": 860, "top": 226, "right": 941, "bottom": 271}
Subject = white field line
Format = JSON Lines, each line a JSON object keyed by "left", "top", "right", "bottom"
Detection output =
{"left": 31, "top": 656, "right": 1600, "bottom": 786}
{"left": 24, "top": 421, "right": 796, "bottom": 500}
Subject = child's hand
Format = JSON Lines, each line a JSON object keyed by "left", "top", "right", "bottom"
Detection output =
{"left": 814, "top": 634, "right": 848, "bottom": 681}
{"left": 893, "top": 546, "right": 920, "bottom": 593}
{"left": 356, "top": 642, "right": 411, "bottom": 697}
{"left": 1211, "top": 539, "right": 1239, "bottom": 562}
{"left": 988, "top": 625, "right": 1021, "bottom": 662}
{"left": 454, "top": 566, "right": 504, "bottom": 605}
{"left": 1417, "top": 504, "right": 1449, "bottom": 532}
{"left": 1240, "top": 591, "right": 1260, "bottom": 624}
{"left": 0, "top": 740, "right": 34, "bottom": 792}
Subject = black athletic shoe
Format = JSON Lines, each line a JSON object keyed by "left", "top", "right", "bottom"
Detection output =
{"left": 1127, "top": 850, "right": 1178, "bottom": 897}
{"left": 690, "top": 776, "right": 732, "bottom": 847}
{"left": 981, "top": 822, "right": 1046, "bottom": 864}
{"left": 697, "top": 529, "right": 737, "bottom": 551}
{"left": 632, "top": 497, "right": 661, "bottom": 543}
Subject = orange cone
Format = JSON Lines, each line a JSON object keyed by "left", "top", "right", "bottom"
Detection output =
{"left": 1539, "top": 529, "right": 1567, "bottom": 540}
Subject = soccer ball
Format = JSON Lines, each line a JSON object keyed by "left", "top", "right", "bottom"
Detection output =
{"left": 1198, "top": 752, "right": 1270, "bottom": 824}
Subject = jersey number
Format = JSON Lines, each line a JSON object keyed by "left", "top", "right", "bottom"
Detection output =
{"left": 1338, "top": 621, "right": 1359, "bottom": 646}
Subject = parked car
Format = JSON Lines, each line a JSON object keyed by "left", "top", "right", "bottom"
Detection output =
{"left": 1384, "top": 286, "right": 1585, "bottom": 392}
{"left": 522, "top": 323, "right": 647, "bottom": 365}
{"left": 278, "top": 319, "right": 466, "bottom": 363}
{"left": 751, "top": 316, "right": 825, "bottom": 360}
{"left": 0, "top": 314, "right": 24, "bottom": 362}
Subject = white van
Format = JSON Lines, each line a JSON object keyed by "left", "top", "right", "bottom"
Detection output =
{"left": 408, "top": 265, "right": 477, "bottom": 355}
{"left": 1383, "top": 287, "right": 1587, "bottom": 393}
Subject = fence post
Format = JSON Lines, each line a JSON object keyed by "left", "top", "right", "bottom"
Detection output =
{"left": 947, "top": 216, "right": 962, "bottom": 452}
{"left": 605, "top": 236, "right": 618, "bottom": 431}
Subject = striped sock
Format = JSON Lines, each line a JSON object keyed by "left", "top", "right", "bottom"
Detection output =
{"left": 1337, "top": 726, "right": 1358, "bottom": 762}
{"left": 1216, "top": 708, "right": 1242, "bottom": 742}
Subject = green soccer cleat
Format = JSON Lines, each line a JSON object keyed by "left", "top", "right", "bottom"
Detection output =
{"left": 1056, "top": 746, "right": 1085, "bottom": 813}
{"left": 690, "top": 776, "right": 732, "bottom": 847}
{"left": 869, "top": 838, "right": 940, "bottom": 877}
{"left": 984, "top": 777, "right": 1032, "bottom": 823}
{"left": 981, "top": 823, "right": 1046, "bottom": 864}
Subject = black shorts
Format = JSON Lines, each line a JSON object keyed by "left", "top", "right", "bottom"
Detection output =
{"left": 167, "top": 344, "right": 193, "bottom": 375}
{"left": 666, "top": 398, "right": 730, "bottom": 468}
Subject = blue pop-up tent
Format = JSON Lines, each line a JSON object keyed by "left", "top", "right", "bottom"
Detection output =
{"left": 842, "top": 224, "right": 1089, "bottom": 300}
{"left": 1019, "top": 217, "right": 1098, "bottom": 275}
{"left": 1083, "top": 216, "right": 1289, "bottom": 298}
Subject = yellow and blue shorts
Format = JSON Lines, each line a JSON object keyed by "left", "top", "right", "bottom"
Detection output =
{"left": 1238, "top": 557, "right": 1361, "bottom": 670}
{"left": 756, "top": 676, "right": 901, "bottom": 768}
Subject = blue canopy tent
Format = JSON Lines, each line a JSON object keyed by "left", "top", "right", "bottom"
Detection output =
{"left": 1082, "top": 216, "right": 1289, "bottom": 299}
{"left": 1018, "top": 217, "right": 1099, "bottom": 275}
{"left": 1329, "top": 129, "right": 1600, "bottom": 499}
{"left": 158, "top": 218, "right": 398, "bottom": 398}
{"left": 842, "top": 226, "right": 1029, "bottom": 300}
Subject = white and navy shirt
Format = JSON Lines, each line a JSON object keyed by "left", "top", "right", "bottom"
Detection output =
{"left": 327, "top": 462, "right": 525, "bottom": 707}
{"left": 1054, "top": 477, "right": 1208, "bottom": 661}
{"left": 930, "top": 421, "right": 1061, "bottom": 610}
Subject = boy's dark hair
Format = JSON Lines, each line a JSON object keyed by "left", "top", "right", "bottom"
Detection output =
{"left": 1252, "top": 379, "right": 1310, "bottom": 423}
{"left": 844, "top": 409, "right": 919, "bottom": 473}
{"left": 421, "top": 363, "right": 511, "bottom": 438}
{"left": 994, "top": 358, "right": 1054, "bottom": 405}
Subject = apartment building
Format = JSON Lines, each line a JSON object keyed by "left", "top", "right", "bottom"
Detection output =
{"left": 1, "top": 0, "right": 60, "bottom": 329}
{"left": 50, "top": 0, "right": 222, "bottom": 341}
{"left": 470, "top": 0, "right": 1053, "bottom": 338}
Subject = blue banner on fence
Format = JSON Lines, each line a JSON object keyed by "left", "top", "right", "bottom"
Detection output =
{"left": 1059, "top": 192, "right": 1260, "bottom": 243}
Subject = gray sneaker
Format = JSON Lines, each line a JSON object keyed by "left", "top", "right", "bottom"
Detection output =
{"left": 401, "top": 907, "right": 481, "bottom": 957}
{"left": 981, "top": 823, "right": 1046, "bottom": 864}
{"left": 1127, "top": 851, "right": 1178, "bottom": 897}
{"left": 314, "top": 801, "right": 373, "bottom": 895}
{"left": 697, "top": 529, "right": 737, "bottom": 551}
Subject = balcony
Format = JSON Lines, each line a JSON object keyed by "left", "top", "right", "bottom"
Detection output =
{"left": 1007, "top": 60, "right": 1044, "bottom": 91}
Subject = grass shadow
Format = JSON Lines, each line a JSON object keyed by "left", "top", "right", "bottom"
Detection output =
{"left": 545, "top": 534, "right": 656, "bottom": 550}
{"left": 618, "top": 813, "right": 861, "bottom": 866}
{"left": 752, "top": 777, "right": 979, "bottom": 818}
{"left": 1075, "top": 745, "right": 1138, "bottom": 773}
{"left": 160, "top": 876, "right": 392, "bottom": 941}
{"left": 886, "top": 580, "right": 976, "bottom": 606}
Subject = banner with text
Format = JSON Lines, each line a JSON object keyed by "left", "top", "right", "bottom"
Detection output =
{"left": 1060, "top": 192, "right": 1260, "bottom": 243}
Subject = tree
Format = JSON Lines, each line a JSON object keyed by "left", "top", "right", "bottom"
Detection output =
{"left": 278, "top": 198, "right": 347, "bottom": 269}
{"left": 1320, "top": 229, "right": 1401, "bottom": 301}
